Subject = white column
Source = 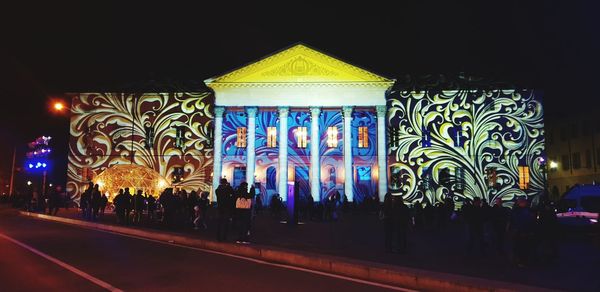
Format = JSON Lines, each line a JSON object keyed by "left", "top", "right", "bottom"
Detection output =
{"left": 212, "top": 106, "right": 225, "bottom": 201}
{"left": 310, "top": 106, "right": 321, "bottom": 202}
{"left": 376, "top": 105, "right": 388, "bottom": 202}
{"left": 246, "top": 107, "right": 258, "bottom": 192}
{"left": 342, "top": 106, "right": 354, "bottom": 202}
{"left": 278, "top": 107, "right": 289, "bottom": 200}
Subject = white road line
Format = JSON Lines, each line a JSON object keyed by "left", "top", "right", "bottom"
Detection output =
{"left": 0, "top": 232, "right": 123, "bottom": 292}
{"left": 84, "top": 227, "right": 419, "bottom": 292}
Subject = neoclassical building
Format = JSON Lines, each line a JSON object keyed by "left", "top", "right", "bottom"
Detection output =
{"left": 67, "top": 44, "right": 545, "bottom": 206}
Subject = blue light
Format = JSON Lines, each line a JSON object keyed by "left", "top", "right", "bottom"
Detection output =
{"left": 28, "top": 164, "right": 33, "bottom": 169}
{"left": 42, "top": 163, "right": 47, "bottom": 168}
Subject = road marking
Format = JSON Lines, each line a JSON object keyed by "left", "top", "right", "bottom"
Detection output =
{"left": 85, "top": 228, "right": 418, "bottom": 292}
{"left": 0, "top": 232, "right": 123, "bottom": 292}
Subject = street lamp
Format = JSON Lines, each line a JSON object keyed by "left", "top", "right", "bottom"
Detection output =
{"left": 26, "top": 181, "right": 32, "bottom": 186}
{"left": 549, "top": 161, "right": 558, "bottom": 170}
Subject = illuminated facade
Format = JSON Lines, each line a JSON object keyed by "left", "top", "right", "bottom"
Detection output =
{"left": 67, "top": 44, "right": 545, "bottom": 206}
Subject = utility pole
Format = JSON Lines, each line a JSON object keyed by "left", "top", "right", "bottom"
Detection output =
{"left": 9, "top": 147, "right": 16, "bottom": 196}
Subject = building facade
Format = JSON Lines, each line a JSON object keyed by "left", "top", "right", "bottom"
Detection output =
{"left": 67, "top": 44, "right": 545, "bottom": 206}
{"left": 546, "top": 114, "right": 600, "bottom": 200}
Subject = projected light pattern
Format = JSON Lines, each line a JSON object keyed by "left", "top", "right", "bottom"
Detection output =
{"left": 387, "top": 89, "right": 544, "bottom": 206}
{"left": 67, "top": 92, "right": 214, "bottom": 203}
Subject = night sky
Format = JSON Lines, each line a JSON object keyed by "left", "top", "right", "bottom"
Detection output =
{"left": 1, "top": 2, "right": 598, "bottom": 187}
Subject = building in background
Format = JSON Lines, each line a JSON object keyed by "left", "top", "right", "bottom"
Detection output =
{"left": 546, "top": 114, "right": 600, "bottom": 200}
{"left": 66, "top": 44, "right": 545, "bottom": 206}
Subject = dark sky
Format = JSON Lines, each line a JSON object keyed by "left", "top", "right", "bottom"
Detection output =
{"left": 1, "top": 1, "right": 598, "bottom": 186}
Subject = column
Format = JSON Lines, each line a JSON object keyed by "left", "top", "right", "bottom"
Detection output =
{"left": 342, "top": 106, "right": 354, "bottom": 202}
{"left": 278, "top": 107, "right": 289, "bottom": 200}
{"left": 246, "top": 107, "right": 258, "bottom": 192}
{"left": 212, "top": 106, "right": 225, "bottom": 201}
{"left": 376, "top": 105, "right": 388, "bottom": 202}
{"left": 310, "top": 106, "right": 321, "bottom": 202}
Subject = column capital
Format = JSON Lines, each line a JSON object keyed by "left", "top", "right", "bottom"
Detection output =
{"left": 214, "top": 106, "right": 225, "bottom": 118}
{"left": 246, "top": 107, "right": 258, "bottom": 118}
{"left": 376, "top": 105, "right": 387, "bottom": 118}
{"left": 309, "top": 106, "right": 321, "bottom": 117}
{"left": 278, "top": 106, "right": 289, "bottom": 117}
{"left": 342, "top": 106, "right": 353, "bottom": 118}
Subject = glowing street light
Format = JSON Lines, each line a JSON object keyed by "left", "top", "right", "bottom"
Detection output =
{"left": 53, "top": 101, "right": 66, "bottom": 112}
{"left": 26, "top": 181, "right": 32, "bottom": 186}
{"left": 550, "top": 161, "right": 558, "bottom": 170}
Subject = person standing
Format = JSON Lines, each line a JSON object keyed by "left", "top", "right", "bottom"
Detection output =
{"left": 509, "top": 198, "right": 535, "bottom": 267}
{"left": 394, "top": 196, "right": 411, "bottom": 254}
{"left": 99, "top": 194, "right": 108, "bottom": 216}
{"left": 147, "top": 194, "right": 156, "bottom": 222}
{"left": 47, "top": 185, "right": 62, "bottom": 216}
{"left": 490, "top": 198, "right": 509, "bottom": 254}
{"left": 91, "top": 184, "right": 101, "bottom": 221}
{"left": 113, "top": 189, "right": 125, "bottom": 224}
{"left": 216, "top": 179, "right": 234, "bottom": 241}
{"left": 382, "top": 192, "right": 394, "bottom": 252}
{"left": 235, "top": 182, "right": 252, "bottom": 243}
{"left": 80, "top": 182, "right": 93, "bottom": 220}
{"left": 133, "top": 190, "right": 145, "bottom": 224}
{"left": 465, "top": 197, "right": 486, "bottom": 255}
{"left": 123, "top": 188, "right": 133, "bottom": 225}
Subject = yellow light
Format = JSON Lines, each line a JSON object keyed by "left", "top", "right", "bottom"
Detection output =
{"left": 327, "top": 126, "right": 338, "bottom": 147}
{"left": 549, "top": 161, "right": 558, "bottom": 169}
{"left": 53, "top": 102, "right": 65, "bottom": 111}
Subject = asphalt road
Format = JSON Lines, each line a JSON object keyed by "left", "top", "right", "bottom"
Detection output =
{"left": 0, "top": 209, "right": 404, "bottom": 292}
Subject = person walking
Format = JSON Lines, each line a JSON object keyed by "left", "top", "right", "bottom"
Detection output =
{"left": 47, "top": 185, "right": 62, "bottom": 216}
{"left": 216, "top": 179, "right": 234, "bottom": 241}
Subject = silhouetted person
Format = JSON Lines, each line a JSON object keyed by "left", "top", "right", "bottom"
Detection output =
{"left": 99, "top": 194, "right": 108, "bottom": 215}
{"left": 147, "top": 195, "right": 156, "bottom": 221}
{"left": 216, "top": 179, "right": 234, "bottom": 241}
{"left": 81, "top": 182, "right": 93, "bottom": 219}
{"left": 113, "top": 189, "right": 126, "bottom": 224}
{"left": 133, "top": 190, "right": 145, "bottom": 224}
{"left": 47, "top": 185, "right": 62, "bottom": 216}
{"left": 537, "top": 200, "right": 559, "bottom": 262}
{"left": 91, "top": 184, "right": 101, "bottom": 221}
{"left": 236, "top": 182, "right": 252, "bottom": 243}
{"left": 465, "top": 197, "right": 486, "bottom": 255}
{"left": 394, "top": 196, "right": 411, "bottom": 254}
{"left": 510, "top": 198, "right": 535, "bottom": 267}
{"left": 490, "top": 198, "right": 509, "bottom": 254}
{"left": 123, "top": 188, "right": 133, "bottom": 225}
{"left": 382, "top": 192, "right": 394, "bottom": 252}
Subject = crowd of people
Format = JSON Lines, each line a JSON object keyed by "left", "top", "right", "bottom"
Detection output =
{"left": 3, "top": 180, "right": 575, "bottom": 267}
{"left": 380, "top": 192, "right": 560, "bottom": 267}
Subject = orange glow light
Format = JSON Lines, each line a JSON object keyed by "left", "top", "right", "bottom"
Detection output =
{"left": 53, "top": 102, "right": 65, "bottom": 111}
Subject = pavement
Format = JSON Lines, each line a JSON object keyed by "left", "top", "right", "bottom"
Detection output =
{"left": 5, "top": 204, "right": 600, "bottom": 291}
{"left": 0, "top": 207, "right": 406, "bottom": 292}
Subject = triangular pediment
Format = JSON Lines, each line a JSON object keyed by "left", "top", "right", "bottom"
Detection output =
{"left": 205, "top": 44, "right": 394, "bottom": 86}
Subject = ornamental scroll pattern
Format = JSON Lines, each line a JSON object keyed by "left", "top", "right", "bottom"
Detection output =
{"left": 387, "top": 89, "right": 544, "bottom": 206}
{"left": 67, "top": 92, "right": 214, "bottom": 202}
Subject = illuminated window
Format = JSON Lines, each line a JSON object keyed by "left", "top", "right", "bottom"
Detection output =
{"left": 327, "top": 126, "right": 338, "bottom": 147}
{"left": 358, "top": 126, "right": 369, "bottom": 148}
{"left": 236, "top": 127, "right": 247, "bottom": 148}
{"left": 518, "top": 166, "right": 530, "bottom": 190}
{"left": 296, "top": 127, "right": 307, "bottom": 148}
{"left": 267, "top": 127, "right": 277, "bottom": 148}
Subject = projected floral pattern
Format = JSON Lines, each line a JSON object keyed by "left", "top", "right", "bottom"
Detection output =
{"left": 67, "top": 92, "right": 214, "bottom": 201}
{"left": 387, "top": 89, "right": 544, "bottom": 205}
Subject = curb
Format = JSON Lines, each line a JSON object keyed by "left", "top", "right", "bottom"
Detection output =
{"left": 19, "top": 211, "right": 556, "bottom": 292}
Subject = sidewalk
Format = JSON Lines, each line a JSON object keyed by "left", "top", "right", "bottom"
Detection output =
{"left": 17, "top": 206, "right": 599, "bottom": 291}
